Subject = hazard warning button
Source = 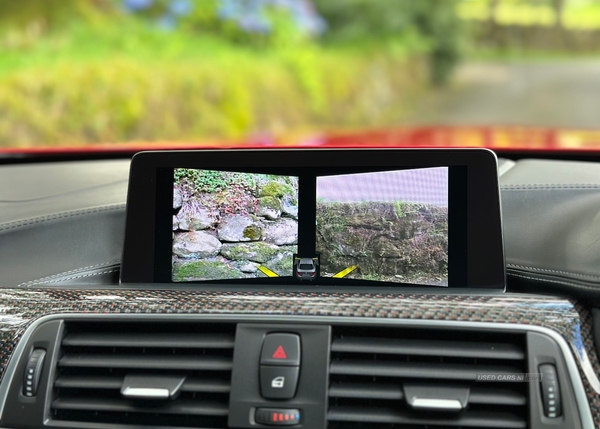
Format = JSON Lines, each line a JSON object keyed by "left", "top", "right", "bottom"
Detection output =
{"left": 260, "top": 333, "right": 301, "bottom": 366}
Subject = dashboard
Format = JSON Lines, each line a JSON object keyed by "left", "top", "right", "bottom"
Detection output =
{"left": 0, "top": 152, "right": 600, "bottom": 429}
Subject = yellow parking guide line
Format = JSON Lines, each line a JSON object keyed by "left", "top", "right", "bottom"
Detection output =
{"left": 332, "top": 265, "right": 358, "bottom": 278}
{"left": 257, "top": 265, "right": 280, "bottom": 277}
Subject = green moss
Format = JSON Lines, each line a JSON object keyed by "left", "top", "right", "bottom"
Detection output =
{"left": 243, "top": 224, "right": 262, "bottom": 240}
{"left": 220, "top": 242, "right": 280, "bottom": 263}
{"left": 394, "top": 201, "right": 406, "bottom": 219}
{"left": 280, "top": 245, "right": 298, "bottom": 253}
{"left": 316, "top": 201, "right": 449, "bottom": 278}
{"left": 259, "top": 181, "right": 294, "bottom": 198}
{"left": 259, "top": 196, "right": 282, "bottom": 210}
{"left": 316, "top": 201, "right": 347, "bottom": 234}
{"left": 264, "top": 252, "right": 294, "bottom": 275}
{"left": 173, "top": 260, "right": 242, "bottom": 282}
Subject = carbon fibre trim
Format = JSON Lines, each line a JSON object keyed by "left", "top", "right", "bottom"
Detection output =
{"left": 0, "top": 289, "right": 597, "bottom": 427}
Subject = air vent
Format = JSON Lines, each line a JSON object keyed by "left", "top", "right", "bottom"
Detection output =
{"left": 51, "top": 321, "right": 235, "bottom": 428}
{"left": 328, "top": 326, "right": 528, "bottom": 429}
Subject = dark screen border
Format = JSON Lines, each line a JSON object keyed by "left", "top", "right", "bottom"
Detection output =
{"left": 120, "top": 149, "right": 503, "bottom": 289}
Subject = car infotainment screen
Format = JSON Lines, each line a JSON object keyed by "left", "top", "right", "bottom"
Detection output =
{"left": 122, "top": 149, "right": 505, "bottom": 289}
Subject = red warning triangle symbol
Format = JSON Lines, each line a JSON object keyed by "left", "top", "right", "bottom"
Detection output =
{"left": 272, "top": 345, "right": 287, "bottom": 359}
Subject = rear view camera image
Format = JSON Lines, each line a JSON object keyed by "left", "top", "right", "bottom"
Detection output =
{"left": 172, "top": 169, "right": 298, "bottom": 282}
{"left": 316, "top": 168, "right": 448, "bottom": 286}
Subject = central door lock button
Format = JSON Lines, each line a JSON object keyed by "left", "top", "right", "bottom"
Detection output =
{"left": 260, "top": 333, "right": 301, "bottom": 366}
{"left": 260, "top": 366, "right": 300, "bottom": 399}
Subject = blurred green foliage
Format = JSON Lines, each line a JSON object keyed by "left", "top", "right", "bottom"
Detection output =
{"left": 456, "top": 0, "right": 600, "bottom": 55}
{"left": 130, "top": 0, "right": 303, "bottom": 47}
{"left": 457, "top": 0, "right": 600, "bottom": 30}
{"left": 0, "top": 0, "right": 453, "bottom": 147}
{"left": 0, "top": 18, "right": 426, "bottom": 147}
{"left": 314, "top": 0, "right": 462, "bottom": 85}
{"left": 5, "top": 0, "right": 597, "bottom": 148}
{"left": 0, "top": 0, "right": 117, "bottom": 29}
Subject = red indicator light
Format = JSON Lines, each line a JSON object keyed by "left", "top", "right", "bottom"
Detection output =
{"left": 257, "top": 409, "right": 300, "bottom": 425}
{"left": 272, "top": 345, "right": 287, "bottom": 359}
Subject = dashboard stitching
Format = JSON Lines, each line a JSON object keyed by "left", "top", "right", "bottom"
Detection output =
{"left": 23, "top": 269, "right": 120, "bottom": 286}
{"left": 507, "top": 264, "right": 600, "bottom": 280}
{"left": 18, "top": 261, "right": 122, "bottom": 287}
{"left": 509, "top": 272, "right": 600, "bottom": 291}
{"left": 0, "top": 204, "right": 125, "bottom": 232}
{"left": 501, "top": 185, "right": 600, "bottom": 190}
{"left": 0, "top": 179, "right": 128, "bottom": 203}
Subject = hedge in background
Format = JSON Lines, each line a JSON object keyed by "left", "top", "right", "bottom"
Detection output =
{"left": 0, "top": 46, "right": 425, "bottom": 147}
{"left": 0, "top": 0, "right": 442, "bottom": 147}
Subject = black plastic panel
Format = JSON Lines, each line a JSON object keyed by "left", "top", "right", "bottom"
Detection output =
{"left": 527, "top": 331, "right": 581, "bottom": 429}
{"left": 2, "top": 320, "right": 63, "bottom": 428}
{"left": 228, "top": 324, "right": 330, "bottom": 429}
{"left": 121, "top": 148, "right": 504, "bottom": 289}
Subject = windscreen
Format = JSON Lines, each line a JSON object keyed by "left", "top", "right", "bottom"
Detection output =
{"left": 4, "top": 2, "right": 600, "bottom": 154}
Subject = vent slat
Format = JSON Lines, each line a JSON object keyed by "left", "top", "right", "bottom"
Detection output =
{"left": 52, "top": 397, "right": 228, "bottom": 416}
{"left": 55, "top": 376, "right": 231, "bottom": 393}
{"left": 328, "top": 382, "right": 403, "bottom": 400}
{"left": 327, "top": 407, "right": 527, "bottom": 429}
{"left": 328, "top": 328, "right": 528, "bottom": 429}
{"left": 59, "top": 354, "right": 233, "bottom": 371}
{"left": 332, "top": 337, "right": 525, "bottom": 360}
{"left": 470, "top": 386, "right": 527, "bottom": 406}
{"left": 327, "top": 383, "right": 526, "bottom": 406}
{"left": 55, "top": 376, "right": 122, "bottom": 389}
{"left": 62, "top": 333, "right": 234, "bottom": 349}
{"left": 183, "top": 378, "right": 231, "bottom": 393}
{"left": 53, "top": 322, "right": 234, "bottom": 429}
{"left": 330, "top": 360, "right": 522, "bottom": 380}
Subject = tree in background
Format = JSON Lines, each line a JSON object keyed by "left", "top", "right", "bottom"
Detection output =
{"left": 122, "top": 0, "right": 463, "bottom": 84}
{"left": 0, "top": 0, "right": 116, "bottom": 29}
{"left": 0, "top": 0, "right": 462, "bottom": 85}
{"left": 313, "top": 0, "right": 462, "bottom": 85}
{"left": 0, "top": 0, "right": 118, "bottom": 49}
{"left": 457, "top": 0, "right": 600, "bottom": 52}
{"left": 413, "top": 0, "right": 463, "bottom": 86}
{"left": 0, "top": 0, "right": 462, "bottom": 146}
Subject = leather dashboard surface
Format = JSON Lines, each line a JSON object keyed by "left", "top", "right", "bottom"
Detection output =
{"left": 1, "top": 156, "right": 600, "bottom": 425}
{"left": 500, "top": 159, "right": 600, "bottom": 300}
{"left": 2, "top": 157, "right": 600, "bottom": 300}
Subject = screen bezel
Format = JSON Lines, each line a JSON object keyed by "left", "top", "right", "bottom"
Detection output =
{"left": 121, "top": 148, "right": 505, "bottom": 289}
